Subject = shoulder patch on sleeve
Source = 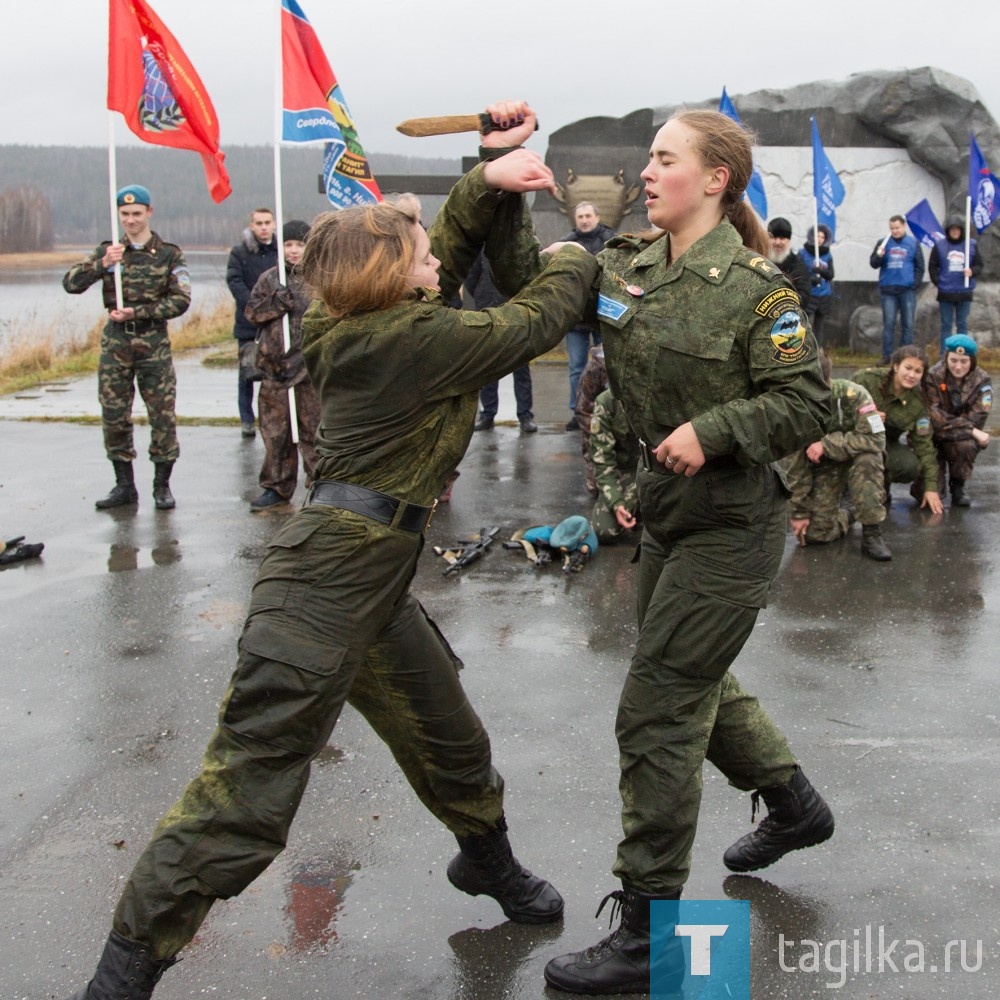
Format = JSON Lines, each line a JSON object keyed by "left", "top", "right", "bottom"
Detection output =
{"left": 754, "top": 286, "right": 802, "bottom": 318}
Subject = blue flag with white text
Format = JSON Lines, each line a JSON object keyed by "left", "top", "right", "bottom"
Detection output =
{"left": 811, "top": 118, "right": 845, "bottom": 239}
{"left": 969, "top": 133, "right": 1000, "bottom": 232}
{"left": 905, "top": 199, "right": 944, "bottom": 250}
{"left": 718, "top": 88, "right": 767, "bottom": 219}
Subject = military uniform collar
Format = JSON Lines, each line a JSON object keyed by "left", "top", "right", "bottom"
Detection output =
{"left": 120, "top": 230, "right": 163, "bottom": 253}
{"left": 628, "top": 219, "right": 742, "bottom": 285}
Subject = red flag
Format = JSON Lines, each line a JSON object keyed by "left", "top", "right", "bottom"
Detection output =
{"left": 107, "top": 0, "right": 231, "bottom": 203}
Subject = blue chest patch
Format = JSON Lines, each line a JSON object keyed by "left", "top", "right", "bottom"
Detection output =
{"left": 597, "top": 293, "right": 629, "bottom": 322}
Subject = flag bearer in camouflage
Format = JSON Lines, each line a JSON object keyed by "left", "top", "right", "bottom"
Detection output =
{"left": 784, "top": 352, "right": 892, "bottom": 560}
{"left": 63, "top": 104, "right": 599, "bottom": 1000}
{"left": 62, "top": 184, "right": 189, "bottom": 511}
{"left": 853, "top": 346, "right": 944, "bottom": 515}
{"left": 925, "top": 334, "right": 992, "bottom": 507}
{"left": 244, "top": 220, "right": 321, "bottom": 512}
{"left": 477, "top": 103, "right": 835, "bottom": 995}
{"left": 589, "top": 388, "right": 641, "bottom": 542}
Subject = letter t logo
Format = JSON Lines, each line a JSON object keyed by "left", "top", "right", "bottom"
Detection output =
{"left": 675, "top": 924, "right": 729, "bottom": 975}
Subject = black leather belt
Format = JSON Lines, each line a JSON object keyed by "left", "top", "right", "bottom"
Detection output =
{"left": 638, "top": 437, "right": 739, "bottom": 475}
{"left": 306, "top": 480, "right": 435, "bottom": 533}
{"left": 114, "top": 319, "right": 161, "bottom": 335}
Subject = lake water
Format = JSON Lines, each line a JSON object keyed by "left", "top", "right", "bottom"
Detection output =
{"left": 0, "top": 250, "right": 232, "bottom": 356}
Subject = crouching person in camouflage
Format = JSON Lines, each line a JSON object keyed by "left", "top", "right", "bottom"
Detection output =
{"left": 784, "top": 351, "right": 892, "bottom": 561}
{"left": 62, "top": 184, "right": 189, "bottom": 511}
{"left": 589, "top": 388, "right": 641, "bottom": 543}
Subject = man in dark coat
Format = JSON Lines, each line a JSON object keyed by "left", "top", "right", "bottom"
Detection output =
{"left": 767, "top": 216, "right": 812, "bottom": 303}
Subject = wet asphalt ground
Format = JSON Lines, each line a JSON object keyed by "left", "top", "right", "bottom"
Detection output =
{"left": 1, "top": 356, "right": 998, "bottom": 999}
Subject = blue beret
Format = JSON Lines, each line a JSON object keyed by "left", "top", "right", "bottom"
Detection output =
{"left": 943, "top": 334, "right": 977, "bottom": 357}
{"left": 117, "top": 184, "right": 151, "bottom": 207}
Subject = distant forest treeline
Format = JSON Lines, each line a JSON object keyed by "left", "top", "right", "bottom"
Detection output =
{"left": 0, "top": 146, "right": 462, "bottom": 247}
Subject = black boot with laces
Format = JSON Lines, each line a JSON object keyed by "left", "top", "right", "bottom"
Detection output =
{"left": 544, "top": 884, "right": 684, "bottom": 995}
{"left": 447, "top": 815, "right": 564, "bottom": 923}
{"left": 723, "top": 767, "right": 834, "bottom": 873}
{"left": 65, "top": 929, "right": 177, "bottom": 999}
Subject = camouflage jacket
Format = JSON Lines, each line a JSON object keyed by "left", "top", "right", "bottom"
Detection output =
{"left": 590, "top": 389, "right": 640, "bottom": 513}
{"left": 785, "top": 378, "right": 886, "bottom": 515}
{"left": 245, "top": 265, "right": 312, "bottom": 385}
{"left": 925, "top": 360, "right": 992, "bottom": 442}
{"left": 852, "top": 366, "right": 937, "bottom": 488}
{"left": 301, "top": 165, "right": 598, "bottom": 506}
{"left": 61, "top": 231, "right": 191, "bottom": 325}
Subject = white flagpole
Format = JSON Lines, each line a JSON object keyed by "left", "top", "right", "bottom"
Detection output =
{"left": 273, "top": 1, "right": 298, "bottom": 443}
{"left": 107, "top": 112, "right": 124, "bottom": 311}
{"left": 964, "top": 195, "right": 972, "bottom": 289}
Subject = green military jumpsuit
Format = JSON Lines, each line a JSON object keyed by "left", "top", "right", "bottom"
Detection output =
{"left": 62, "top": 233, "right": 190, "bottom": 464}
{"left": 488, "top": 206, "right": 830, "bottom": 892}
{"left": 852, "top": 366, "right": 938, "bottom": 493}
{"left": 110, "top": 167, "right": 599, "bottom": 959}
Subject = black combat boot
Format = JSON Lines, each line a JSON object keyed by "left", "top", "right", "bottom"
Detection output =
{"left": 723, "top": 768, "right": 835, "bottom": 873}
{"left": 152, "top": 461, "right": 176, "bottom": 510}
{"left": 65, "top": 929, "right": 177, "bottom": 999}
{"left": 95, "top": 460, "right": 139, "bottom": 509}
{"left": 447, "top": 815, "right": 564, "bottom": 924}
{"left": 860, "top": 523, "right": 892, "bottom": 561}
{"left": 544, "top": 884, "right": 684, "bottom": 995}
{"left": 950, "top": 478, "right": 971, "bottom": 507}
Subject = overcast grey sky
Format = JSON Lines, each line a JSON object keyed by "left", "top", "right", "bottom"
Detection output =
{"left": 7, "top": 0, "right": 999, "bottom": 160}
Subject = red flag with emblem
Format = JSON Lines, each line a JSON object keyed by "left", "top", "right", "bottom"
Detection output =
{"left": 107, "top": 0, "right": 231, "bottom": 202}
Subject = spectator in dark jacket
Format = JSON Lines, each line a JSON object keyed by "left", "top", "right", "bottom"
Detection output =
{"left": 767, "top": 217, "right": 812, "bottom": 303}
{"left": 226, "top": 209, "right": 279, "bottom": 437}
{"left": 928, "top": 215, "right": 984, "bottom": 355}
{"left": 559, "top": 202, "right": 616, "bottom": 430}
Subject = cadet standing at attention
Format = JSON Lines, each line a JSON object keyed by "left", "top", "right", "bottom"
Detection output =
{"left": 62, "top": 184, "right": 190, "bottom": 511}
{"left": 475, "top": 102, "right": 835, "bottom": 995}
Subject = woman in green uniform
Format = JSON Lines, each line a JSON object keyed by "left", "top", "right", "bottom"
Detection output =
{"left": 853, "top": 346, "right": 944, "bottom": 514}
{"left": 478, "top": 102, "right": 835, "bottom": 995}
{"left": 63, "top": 124, "right": 600, "bottom": 999}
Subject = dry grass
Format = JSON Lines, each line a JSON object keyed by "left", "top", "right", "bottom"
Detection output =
{"left": 0, "top": 249, "right": 90, "bottom": 270}
{"left": 0, "top": 300, "right": 232, "bottom": 396}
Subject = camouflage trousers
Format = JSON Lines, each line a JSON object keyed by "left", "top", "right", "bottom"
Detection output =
{"left": 258, "top": 378, "right": 321, "bottom": 499}
{"left": 804, "top": 452, "right": 886, "bottom": 543}
{"left": 613, "top": 467, "right": 797, "bottom": 893}
{"left": 113, "top": 505, "right": 504, "bottom": 959}
{"left": 936, "top": 438, "right": 986, "bottom": 486}
{"left": 885, "top": 439, "right": 921, "bottom": 485}
{"left": 99, "top": 324, "right": 178, "bottom": 463}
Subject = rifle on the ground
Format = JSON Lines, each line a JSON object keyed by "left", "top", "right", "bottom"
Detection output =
{"left": 435, "top": 526, "right": 500, "bottom": 575}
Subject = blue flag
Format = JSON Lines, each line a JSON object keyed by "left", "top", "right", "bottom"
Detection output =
{"left": 905, "top": 199, "right": 944, "bottom": 250}
{"left": 718, "top": 88, "right": 767, "bottom": 219}
{"left": 969, "top": 133, "right": 1000, "bottom": 233}
{"left": 811, "top": 118, "right": 845, "bottom": 239}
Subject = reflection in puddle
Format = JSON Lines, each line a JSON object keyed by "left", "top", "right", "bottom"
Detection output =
{"left": 283, "top": 854, "right": 358, "bottom": 954}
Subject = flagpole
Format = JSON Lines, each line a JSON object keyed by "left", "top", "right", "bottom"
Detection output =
{"left": 107, "top": 112, "right": 124, "bottom": 311}
{"left": 274, "top": 0, "right": 298, "bottom": 443}
{"left": 964, "top": 195, "right": 972, "bottom": 289}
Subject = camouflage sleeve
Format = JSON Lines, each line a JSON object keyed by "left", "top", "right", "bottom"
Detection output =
{"left": 427, "top": 164, "right": 518, "bottom": 307}
{"left": 410, "top": 247, "right": 598, "bottom": 400}
{"left": 590, "top": 393, "right": 626, "bottom": 510}
{"left": 928, "top": 372, "right": 993, "bottom": 440}
{"left": 822, "top": 384, "right": 885, "bottom": 461}
{"left": 132, "top": 247, "right": 191, "bottom": 323}
{"left": 62, "top": 246, "right": 107, "bottom": 295}
{"left": 908, "top": 401, "right": 940, "bottom": 490}
{"left": 245, "top": 268, "right": 291, "bottom": 326}
{"left": 690, "top": 284, "right": 831, "bottom": 466}
{"left": 781, "top": 449, "right": 815, "bottom": 516}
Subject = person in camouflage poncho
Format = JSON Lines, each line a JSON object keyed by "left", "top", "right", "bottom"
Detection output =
{"left": 589, "top": 388, "right": 641, "bottom": 542}
{"left": 62, "top": 184, "right": 190, "bottom": 511}
{"left": 924, "top": 334, "right": 992, "bottom": 506}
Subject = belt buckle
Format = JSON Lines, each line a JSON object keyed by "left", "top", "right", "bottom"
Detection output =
{"left": 638, "top": 439, "right": 652, "bottom": 472}
{"left": 424, "top": 499, "right": 438, "bottom": 532}
{"left": 123, "top": 319, "right": 137, "bottom": 335}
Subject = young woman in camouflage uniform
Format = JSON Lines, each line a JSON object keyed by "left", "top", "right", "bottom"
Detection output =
{"left": 63, "top": 122, "right": 599, "bottom": 1000}
{"left": 478, "top": 102, "right": 835, "bottom": 996}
